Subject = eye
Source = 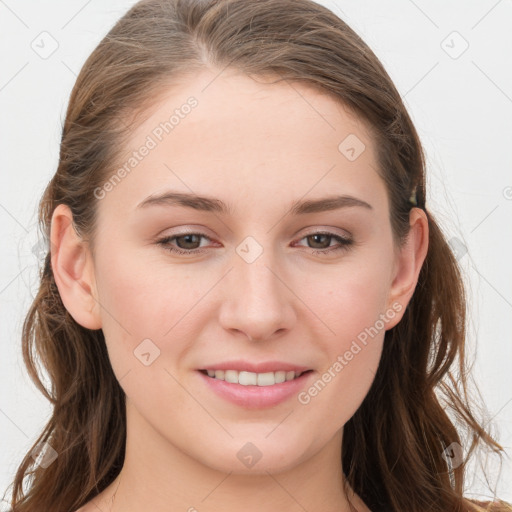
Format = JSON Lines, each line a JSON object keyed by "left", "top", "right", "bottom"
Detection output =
{"left": 156, "top": 232, "right": 212, "bottom": 255}
{"left": 155, "top": 230, "right": 353, "bottom": 257}
{"left": 294, "top": 231, "right": 353, "bottom": 256}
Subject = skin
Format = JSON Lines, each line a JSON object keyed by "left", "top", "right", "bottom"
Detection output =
{"left": 51, "top": 67, "right": 428, "bottom": 512}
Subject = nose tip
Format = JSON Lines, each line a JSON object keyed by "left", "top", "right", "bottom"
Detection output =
{"left": 219, "top": 259, "right": 296, "bottom": 343}
{"left": 235, "top": 327, "right": 286, "bottom": 343}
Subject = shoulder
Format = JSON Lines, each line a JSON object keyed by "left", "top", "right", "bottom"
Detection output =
{"left": 71, "top": 505, "right": 89, "bottom": 512}
{"left": 468, "top": 499, "right": 512, "bottom": 512}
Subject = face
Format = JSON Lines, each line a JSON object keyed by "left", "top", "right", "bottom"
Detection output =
{"left": 61, "top": 68, "right": 418, "bottom": 475}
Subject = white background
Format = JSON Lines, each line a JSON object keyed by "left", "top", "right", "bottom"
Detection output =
{"left": 1, "top": 0, "right": 511, "bottom": 506}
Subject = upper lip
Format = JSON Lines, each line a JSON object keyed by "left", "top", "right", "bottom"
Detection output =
{"left": 199, "top": 360, "right": 311, "bottom": 374}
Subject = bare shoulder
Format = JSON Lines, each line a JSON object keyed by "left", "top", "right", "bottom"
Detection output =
{"left": 468, "top": 499, "right": 512, "bottom": 511}
{"left": 73, "top": 503, "right": 103, "bottom": 512}
{"left": 72, "top": 480, "right": 118, "bottom": 511}
{"left": 72, "top": 499, "right": 104, "bottom": 512}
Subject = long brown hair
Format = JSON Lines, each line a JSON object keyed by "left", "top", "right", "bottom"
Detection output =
{"left": 5, "top": 0, "right": 510, "bottom": 510}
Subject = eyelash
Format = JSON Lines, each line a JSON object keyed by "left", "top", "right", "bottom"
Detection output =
{"left": 156, "top": 231, "right": 353, "bottom": 256}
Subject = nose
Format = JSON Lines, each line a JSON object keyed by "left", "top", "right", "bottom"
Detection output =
{"left": 218, "top": 246, "right": 296, "bottom": 342}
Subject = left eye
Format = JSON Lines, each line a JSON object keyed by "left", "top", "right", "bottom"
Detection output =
{"left": 294, "top": 232, "right": 353, "bottom": 255}
{"left": 156, "top": 233, "right": 212, "bottom": 255}
{"left": 156, "top": 231, "right": 353, "bottom": 256}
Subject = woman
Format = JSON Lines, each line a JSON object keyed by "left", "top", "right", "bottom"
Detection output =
{"left": 4, "top": 0, "right": 510, "bottom": 510}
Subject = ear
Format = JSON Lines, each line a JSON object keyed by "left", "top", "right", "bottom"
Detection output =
{"left": 50, "top": 204, "right": 102, "bottom": 330}
{"left": 384, "top": 207, "right": 429, "bottom": 329}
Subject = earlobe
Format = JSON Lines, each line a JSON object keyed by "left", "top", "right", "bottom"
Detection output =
{"left": 50, "top": 204, "right": 102, "bottom": 330}
{"left": 385, "top": 208, "right": 429, "bottom": 329}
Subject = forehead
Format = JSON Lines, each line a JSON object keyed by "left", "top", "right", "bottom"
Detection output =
{"left": 99, "top": 68, "right": 386, "bottom": 217}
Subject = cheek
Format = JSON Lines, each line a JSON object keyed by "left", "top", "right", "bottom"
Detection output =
{"left": 93, "top": 247, "right": 215, "bottom": 371}
{"left": 294, "top": 254, "right": 390, "bottom": 423}
{"left": 308, "top": 254, "right": 392, "bottom": 343}
{"left": 95, "top": 243, "right": 190, "bottom": 330}
{"left": 92, "top": 252, "right": 203, "bottom": 418}
{"left": 297, "top": 333, "right": 383, "bottom": 441}
{"left": 297, "top": 265, "right": 387, "bottom": 428}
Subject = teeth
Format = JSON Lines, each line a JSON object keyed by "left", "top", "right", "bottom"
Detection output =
{"left": 204, "top": 369, "right": 304, "bottom": 386}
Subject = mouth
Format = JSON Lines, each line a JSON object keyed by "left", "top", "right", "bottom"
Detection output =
{"left": 198, "top": 368, "right": 314, "bottom": 387}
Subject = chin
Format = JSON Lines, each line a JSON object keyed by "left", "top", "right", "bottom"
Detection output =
{"left": 194, "top": 433, "right": 310, "bottom": 475}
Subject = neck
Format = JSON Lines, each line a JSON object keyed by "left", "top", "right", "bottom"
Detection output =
{"left": 98, "top": 400, "right": 366, "bottom": 512}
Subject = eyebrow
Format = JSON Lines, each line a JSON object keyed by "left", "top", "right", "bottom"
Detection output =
{"left": 136, "top": 191, "right": 373, "bottom": 215}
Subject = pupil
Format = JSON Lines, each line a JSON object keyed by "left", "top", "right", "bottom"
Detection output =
{"left": 310, "top": 234, "right": 329, "bottom": 248}
{"left": 179, "top": 234, "right": 199, "bottom": 249}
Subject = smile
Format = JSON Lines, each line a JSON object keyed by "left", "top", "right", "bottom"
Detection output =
{"left": 199, "top": 369, "right": 311, "bottom": 386}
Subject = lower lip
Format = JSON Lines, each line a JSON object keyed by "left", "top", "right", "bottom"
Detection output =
{"left": 197, "top": 370, "right": 314, "bottom": 409}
